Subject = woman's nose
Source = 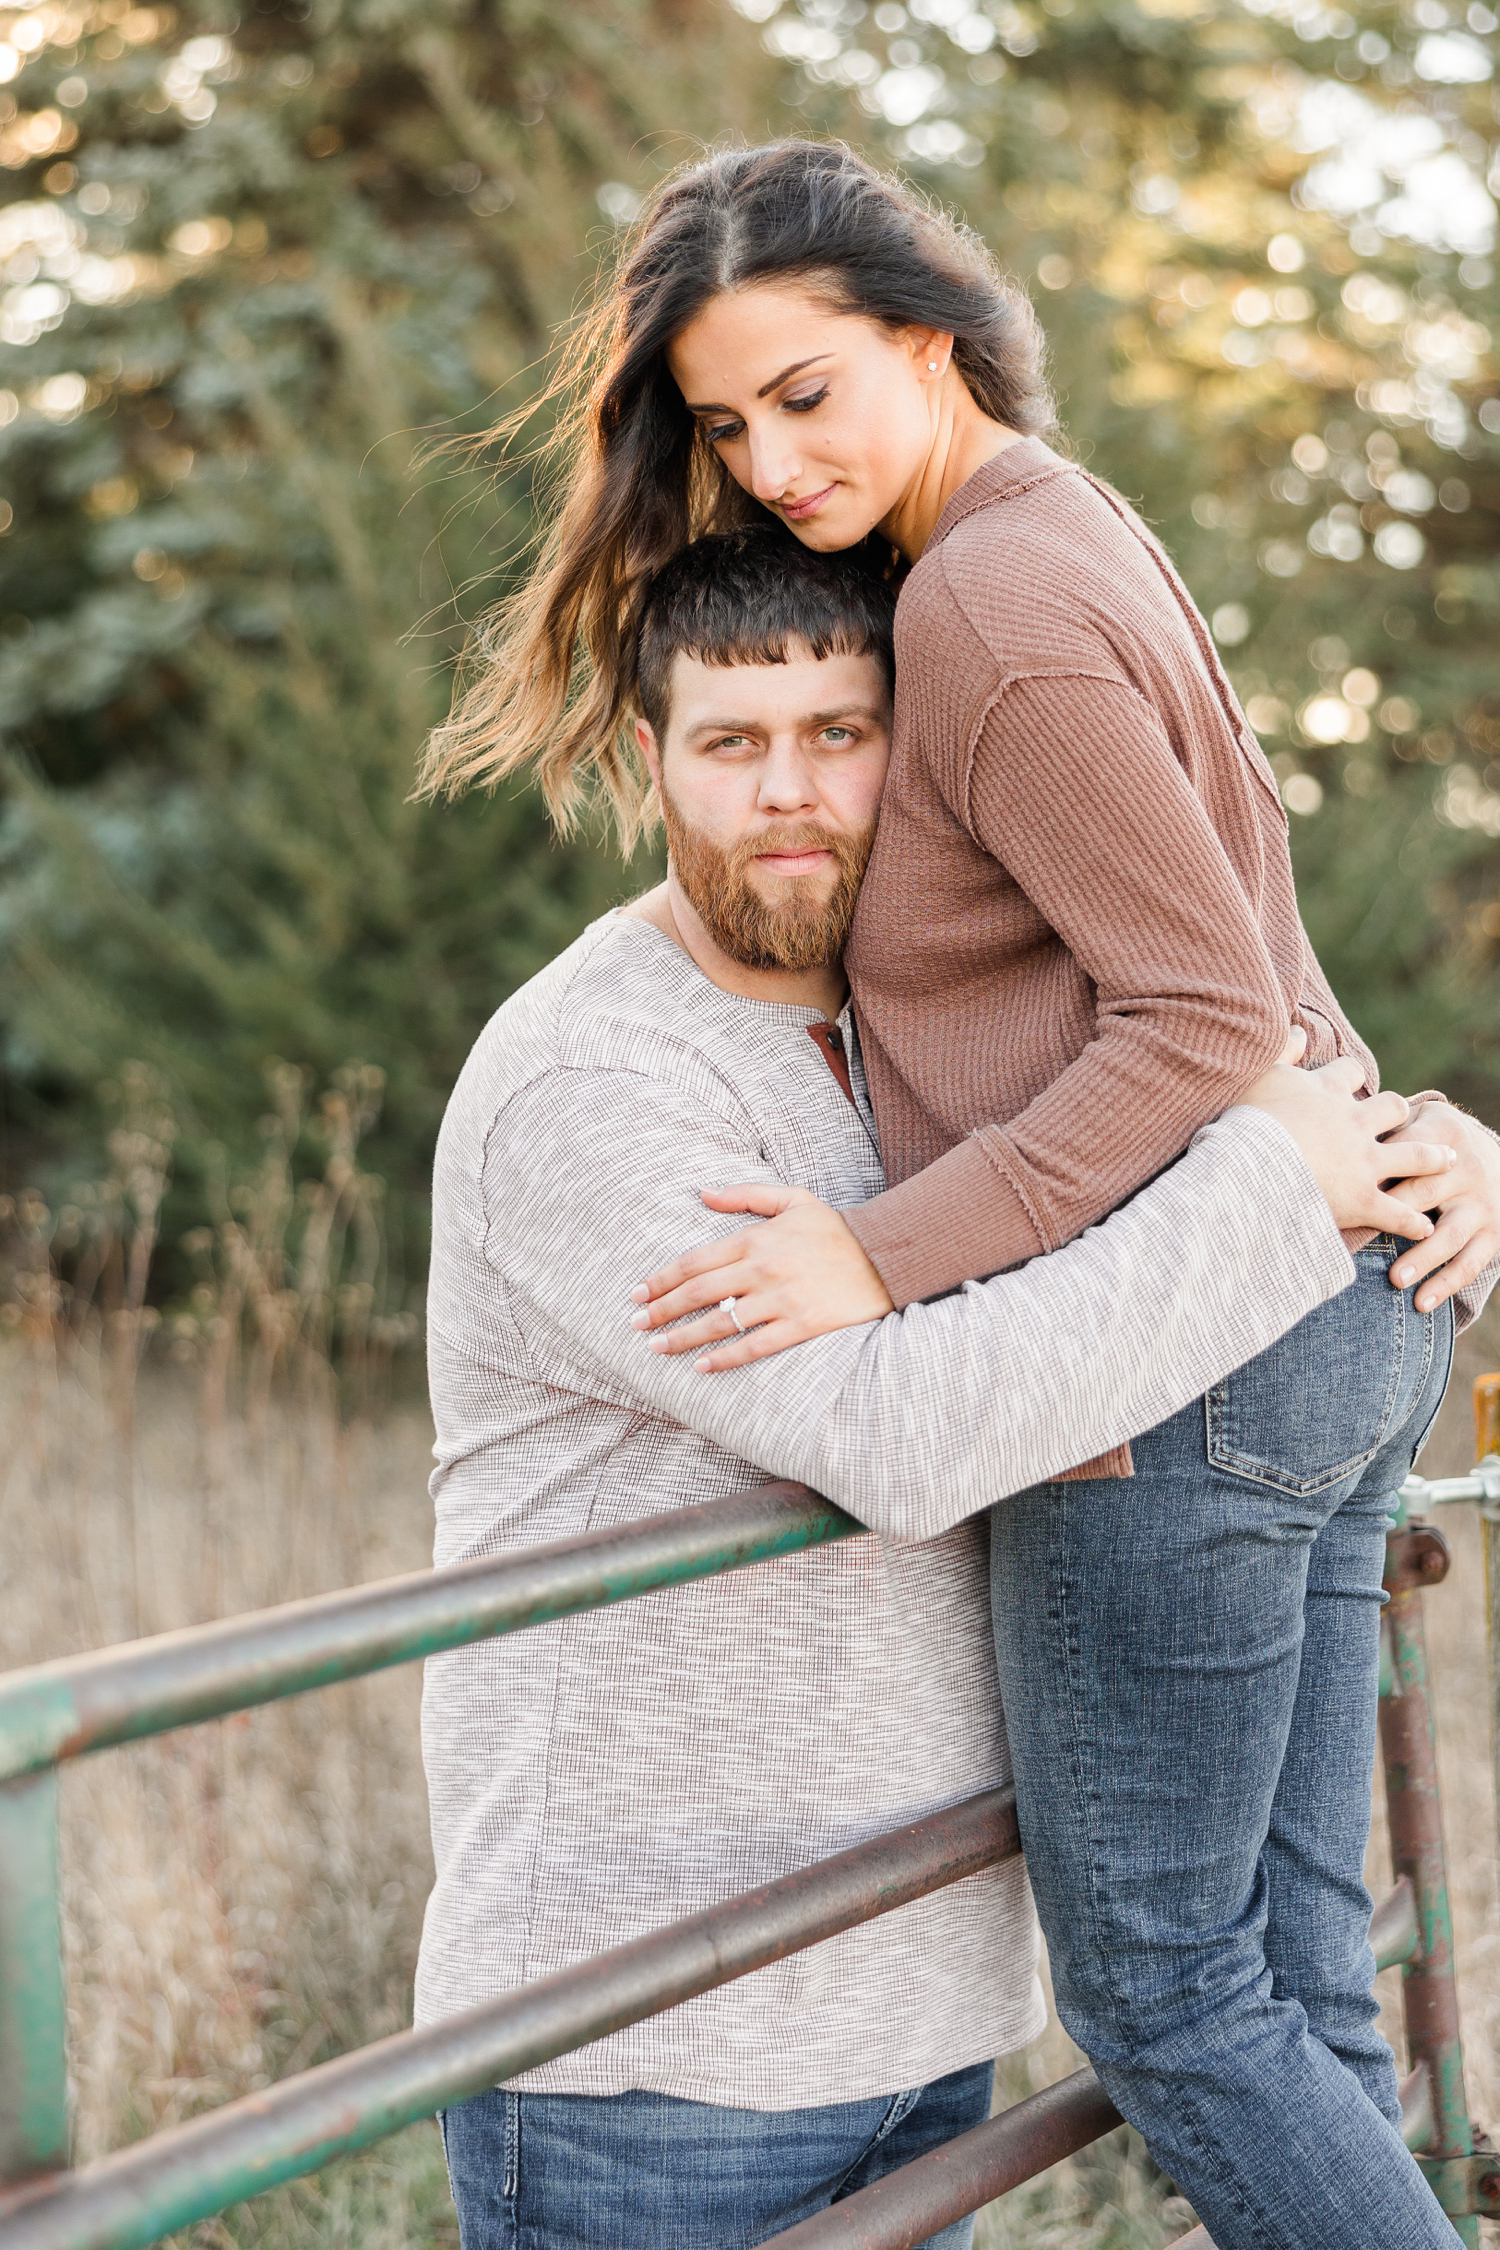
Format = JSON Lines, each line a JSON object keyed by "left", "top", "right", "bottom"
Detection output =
{"left": 746, "top": 425, "right": 802, "bottom": 504}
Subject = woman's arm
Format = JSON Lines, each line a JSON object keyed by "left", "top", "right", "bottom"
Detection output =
{"left": 844, "top": 675, "right": 1307, "bottom": 1305}
{"left": 630, "top": 1056, "right": 1457, "bottom": 1369}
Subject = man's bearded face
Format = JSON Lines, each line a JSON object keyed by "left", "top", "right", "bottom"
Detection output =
{"left": 659, "top": 785, "right": 877, "bottom": 972}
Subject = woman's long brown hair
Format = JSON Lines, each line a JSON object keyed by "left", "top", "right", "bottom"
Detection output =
{"left": 416, "top": 140, "right": 1053, "bottom": 851}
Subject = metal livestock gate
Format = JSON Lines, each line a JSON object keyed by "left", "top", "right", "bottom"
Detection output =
{"left": 0, "top": 1379, "right": 1498, "bottom": 2250}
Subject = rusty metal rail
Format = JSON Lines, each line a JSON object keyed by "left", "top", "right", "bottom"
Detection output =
{"left": 2, "top": 1388, "right": 1498, "bottom": 2249}
{"left": 0, "top": 1481, "right": 857, "bottom": 1789}
{"left": 756, "top": 2067, "right": 1447, "bottom": 2250}
{"left": 0, "top": 1791, "right": 1018, "bottom": 2250}
{"left": 760, "top": 2069, "right": 1120, "bottom": 2249}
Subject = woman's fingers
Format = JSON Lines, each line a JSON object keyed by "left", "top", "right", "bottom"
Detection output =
{"left": 692, "top": 1319, "right": 813, "bottom": 1374}
{"left": 644, "top": 1296, "right": 758, "bottom": 1355}
{"left": 633, "top": 1257, "right": 760, "bottom": 1332}
{"left": 631, "top": 1224, "right": 763, "bottom": 1309}
{"left": 699, "top": 1183, "right": 806, "bottom": 1216}
{"left": 631, "top": 1185, "right": 814, "bottom": 1306}
{"left": 642, "top": 1293, "right": 784, "bottom": 1364}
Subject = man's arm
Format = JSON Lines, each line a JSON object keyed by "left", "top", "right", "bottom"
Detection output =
{"left": 485, "top": 1069, "right": 1355, "bottom": 1543}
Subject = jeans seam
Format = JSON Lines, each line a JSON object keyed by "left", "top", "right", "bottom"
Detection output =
{"left": 1166, "top": 2072, "right": 1290, "bottom": 2250}
{"left": 1409, "top": 1304, "right": 1453, "bottom": 1466}
{"left": 504, "top": 2091, "right": 519, "bottom": 2203}
{"left": 822, "top": 2087, "right": 918, "bottom": 2203}
{"left": 1051, "top": 1488, "right": 1128, "bottom": 2021}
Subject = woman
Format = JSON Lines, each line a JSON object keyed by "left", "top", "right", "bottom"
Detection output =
{"left": 422, "top": 142, "right": 1500, "bottom": 2248}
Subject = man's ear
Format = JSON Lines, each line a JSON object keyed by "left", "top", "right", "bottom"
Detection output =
{"left": 635, "top": 717, "right": 663, "bottom": 791}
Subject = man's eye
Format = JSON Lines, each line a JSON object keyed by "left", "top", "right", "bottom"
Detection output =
{"left": 820, "top": 727, "right": 855, "bottom": 744}
{"left": 784, "top": 387, "right": 829, "bottom": 415}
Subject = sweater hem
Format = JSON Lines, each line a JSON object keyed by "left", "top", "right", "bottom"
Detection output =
{"left": 845, "top": 1135, "right": 1048, "bottom": 1309}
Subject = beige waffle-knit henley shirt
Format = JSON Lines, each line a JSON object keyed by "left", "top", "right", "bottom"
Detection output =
{"left": 415, "top": 911, "right": 1359, "bottom": 2108}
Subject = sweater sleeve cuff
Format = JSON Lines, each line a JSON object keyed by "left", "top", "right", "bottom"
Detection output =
{"left": 844, "top": 1134, "right": 1048, "bottom": 1309}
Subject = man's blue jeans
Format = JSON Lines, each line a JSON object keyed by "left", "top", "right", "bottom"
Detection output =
{"left": 440, "top": 2060, "right": 993, "bottom": 2248}
{"left": 990, "top": 1242, "right": 1456, "bottom": 2250}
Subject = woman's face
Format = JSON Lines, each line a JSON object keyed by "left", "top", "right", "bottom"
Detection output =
{"left": 666, "top": 284, "right": 946, "bottom": 552}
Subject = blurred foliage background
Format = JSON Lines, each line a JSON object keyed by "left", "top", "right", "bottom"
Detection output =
{"left": 0, "top": 0, "right": 1495, "bottom": 1281}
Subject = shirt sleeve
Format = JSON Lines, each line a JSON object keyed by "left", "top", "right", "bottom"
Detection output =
{"left": 484, "top": 1068, "right": 1355, "bottom": 1543}
{"left": 845, "top": 674, "right": 1295, "bottom": 1307}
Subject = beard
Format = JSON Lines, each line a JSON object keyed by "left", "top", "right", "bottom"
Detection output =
{"left": 659, "top": 785, "right": 877, "bottom": 974}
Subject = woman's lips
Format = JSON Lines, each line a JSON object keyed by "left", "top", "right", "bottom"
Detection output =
{"left": 780, "top": 483, "right": 837, "bottom": 522}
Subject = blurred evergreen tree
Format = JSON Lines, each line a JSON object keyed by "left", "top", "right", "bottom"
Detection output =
{"left": 0, "top": 0, "right": 1495, "bottom": 1255}
{"left": 0, "top": 0, "right": 785, "bottom": 1231}
{"left": 767, "top": 0, "right": 1498, "bottom": 1108}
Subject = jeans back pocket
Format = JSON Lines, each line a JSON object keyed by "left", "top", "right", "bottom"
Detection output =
{"left": 1205, "top": 1258, "right": 1407, "bottom": 1499}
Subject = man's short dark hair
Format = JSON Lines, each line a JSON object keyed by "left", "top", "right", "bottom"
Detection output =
{"left": 632, "top": 526, "right": 898, "bottom": 739}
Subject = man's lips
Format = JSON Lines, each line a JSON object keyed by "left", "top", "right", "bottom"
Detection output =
{"left": 780, "top": 483, "right": 837, "bottom": 522}
{"left": 754, "top": 847, "right": 835, "bottom": 877}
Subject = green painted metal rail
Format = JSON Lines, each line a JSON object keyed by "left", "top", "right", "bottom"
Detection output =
{"left": 0, "top": 1790, "right": 1019, "bottom": 2250}
{"left": 2, "top": 1413, "right": 1498, "bottom": 2249}
{"left": 0, "top": 1480, "right": 862, "bottom": 2209}
{"left": 0, "top": 1481, "right": 858, "bottom": 1789}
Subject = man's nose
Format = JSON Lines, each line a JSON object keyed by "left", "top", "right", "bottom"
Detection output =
{"left": 746, "top": 423, "right": 802, "bottom": 504}
{"left": 757, "top": 743, "right": 821, "bottom": 813}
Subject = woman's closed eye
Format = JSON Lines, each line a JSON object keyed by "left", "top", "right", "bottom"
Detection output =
{"left": 702, "top": 388, "right": 829, "bottom": 445}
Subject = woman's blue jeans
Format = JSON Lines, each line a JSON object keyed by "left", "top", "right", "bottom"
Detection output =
{"left": 440, "top": 2061, "right": 993, "bottom": 2249}
{"left": 990, "top": 1242, "right": 1456, "bottom": 2250}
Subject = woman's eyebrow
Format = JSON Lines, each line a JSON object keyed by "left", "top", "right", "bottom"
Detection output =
{"left": 682, "top": 355, "right": 832, "bottom": 414}
{"left": 756, "top": 353, "right": 831, "bottom": 399}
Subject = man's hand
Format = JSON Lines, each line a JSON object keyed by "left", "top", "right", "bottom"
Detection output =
{"left": 1380, "top": 1101, "right": 1500, "bottom": 1312}
{"left": 629, "top": 1182, "right": 894, "bottom": 1372}
{"left": 1239, "top": 1056, "right": 1454, "bottom": 1239}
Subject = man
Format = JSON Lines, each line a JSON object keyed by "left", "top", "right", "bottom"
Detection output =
{"left": 416, "top": 527, "right": 1450, "bottom": 2250}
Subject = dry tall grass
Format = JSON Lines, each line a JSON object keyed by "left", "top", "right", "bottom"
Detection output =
{"left": 1, "top": 1066, "right": 446, "bottom": 2247}
{"left": 2, "top": 1086, "right": 1497, "bottom": 2246}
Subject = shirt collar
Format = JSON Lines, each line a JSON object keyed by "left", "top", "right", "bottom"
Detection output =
{"left": 922, "top": 434, "right": 1074, "bottom": 559}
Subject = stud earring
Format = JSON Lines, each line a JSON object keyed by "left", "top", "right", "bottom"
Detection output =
{"left": 927, "top": 361, "right": 939, "bottom": 371}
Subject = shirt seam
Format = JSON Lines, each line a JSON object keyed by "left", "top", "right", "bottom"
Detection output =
{"left": 516, "top": 1423, "right": 650, "bottom": 1990}
{"left": 923, "top": 446, "right": 1075, "bottom": 549}
{"left": 952, "top": 669, "right": 1165, "bottom": 846}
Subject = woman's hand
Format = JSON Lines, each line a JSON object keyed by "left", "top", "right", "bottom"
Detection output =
{"left": 630, "top": 1183, "right": 894, "bottom": 1372}
{"left": 1379, "top": 1101, "right": 1500, "bottom": 1312}
{"left": 1239, "top": 1056, "right": 1454, "bottom": 1238}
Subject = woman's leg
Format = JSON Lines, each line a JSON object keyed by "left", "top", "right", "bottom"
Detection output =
{"left": 1258, "top": 1291, "right": 1455, "bottom": 2115}
{"left": 989, "top": 1250, "right": 1454, "bottom": 2250}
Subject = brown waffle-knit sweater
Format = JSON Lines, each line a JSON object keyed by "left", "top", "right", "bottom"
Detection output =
{"left": 844, "top": 438, "right": 1374, "bottom": 1475}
